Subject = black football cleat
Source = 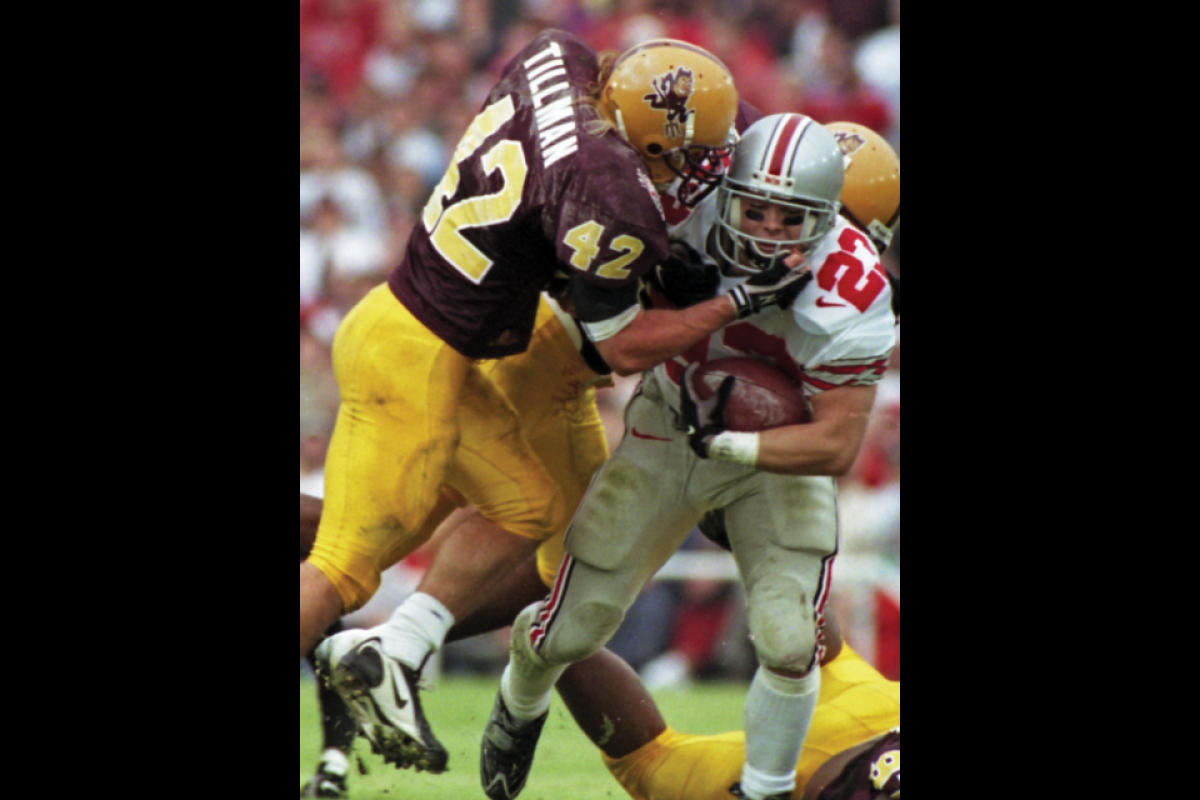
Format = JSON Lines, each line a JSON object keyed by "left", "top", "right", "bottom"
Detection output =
{"left": 480, "top": 692, "right": 547, "bottom": 800}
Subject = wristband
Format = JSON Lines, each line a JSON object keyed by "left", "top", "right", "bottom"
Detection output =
{"left": 708, "top": 431, "right": 760, "bottom": 467}
{"left": 727, "top": 288, "right": 748, "bottom": 318}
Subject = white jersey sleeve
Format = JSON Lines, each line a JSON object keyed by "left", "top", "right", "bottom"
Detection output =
{"left": 655, "top": 209, "right": 896, "bottom": 403}
{"left": 787, "top": 217, "right": 896, "bottom": 394}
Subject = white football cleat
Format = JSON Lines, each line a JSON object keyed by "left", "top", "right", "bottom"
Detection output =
{"left": 314, "top": 629, "right": 448, "bottom": 773}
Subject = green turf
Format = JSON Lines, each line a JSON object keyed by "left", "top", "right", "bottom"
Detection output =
{"left": 300, "top": 673, "right": 748, "bottom": 799}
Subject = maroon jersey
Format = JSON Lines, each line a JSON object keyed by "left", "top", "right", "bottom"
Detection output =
{"left": 390, "top": 30, "right": 672, "bottom": 360}
{"left": 737, "top": 99, "right": 764, "bottom": 133}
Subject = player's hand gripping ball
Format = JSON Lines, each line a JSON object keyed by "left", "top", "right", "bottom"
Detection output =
{"left": 689, "top": 357, "right": 811, "bottom": 432}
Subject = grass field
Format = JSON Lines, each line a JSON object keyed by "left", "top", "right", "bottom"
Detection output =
{"left": 300, "top": 673, "right": 748, "bottom": 800}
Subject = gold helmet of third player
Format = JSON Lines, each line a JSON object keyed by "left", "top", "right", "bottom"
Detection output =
{"left": 600, "top": 39, "right": 738, "bottom": 206}
{"left": 827, "top": 122, "right": 900, "bottom": 253}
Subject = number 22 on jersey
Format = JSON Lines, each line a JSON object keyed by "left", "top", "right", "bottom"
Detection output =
{"left": 422, "top": 96, "right": 529, "bottom": 284}
{"left": 817, "top": 228, "right": 888, "bottom": 314}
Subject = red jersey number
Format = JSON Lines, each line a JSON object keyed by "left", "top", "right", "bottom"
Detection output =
{"left": 816, "top": 228, "right": 888, "bottom": 314}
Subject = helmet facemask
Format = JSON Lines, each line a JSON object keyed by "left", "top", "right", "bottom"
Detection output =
{"left": 609, "top": 108, "right": 738, "bottom": 208}
{"left": 715, "top": 183, "right": 840, "bottom": 274}
{"left": 710, "top": 113, "right": 846, "bottom": 274}
{"left": 663, "top": 138, "right": 737, "bottom": 207}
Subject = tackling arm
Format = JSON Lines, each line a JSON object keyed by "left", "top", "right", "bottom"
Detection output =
{"left": 578, "top": 258, "right": 811, "bottom": 377}
{"left": 594, "top": 295, "right": 738, "bottom": 376}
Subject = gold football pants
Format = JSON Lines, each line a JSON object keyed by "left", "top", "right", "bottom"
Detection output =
{"left": 308, "top": 287, "right": 607, "bottom": 612}
{"left": 436, "top": 298, "right": 612, "bottom": 588}
{"left": 603, "top": 646, "right": 900, "bottom": 800}
{"left": 308, "top": 286, "right": 569, "bottom": 612}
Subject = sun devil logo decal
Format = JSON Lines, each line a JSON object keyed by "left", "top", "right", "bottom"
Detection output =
{"left": 833, "top": 130, "right": 868, "bottom": 158}
{"left": 644, "top": 68, "right": 694, "bottom": 139}
{"left": 871, "top": 749, "right": 901, "bottom": 797}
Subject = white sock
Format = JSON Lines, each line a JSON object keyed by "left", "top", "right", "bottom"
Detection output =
{"left": 740, "top": 764, "right": 797, "bottom": 800}
{"left": 320, "top": 748, "right": 348, "bottom": 777}
{"left": 500, "top": 661, "right": 564, "bottom": 723}
{"left": 740, "top": 667, "right": 821, "bottom": 799}
{"left": 379, "top": 592, "right": 455, "bottom": 670}
{"left": 496, "top": 602, "right": 569, "bottom": 723}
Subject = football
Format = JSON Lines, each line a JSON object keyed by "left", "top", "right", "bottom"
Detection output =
{"left": 692, "top": 357, "right": 811, "bottom": 432}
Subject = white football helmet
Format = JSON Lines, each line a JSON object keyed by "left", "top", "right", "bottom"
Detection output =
{"left": 714, "top": 114, "right": 844, "bottom": 273}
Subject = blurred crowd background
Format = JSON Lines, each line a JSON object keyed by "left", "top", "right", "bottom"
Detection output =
{"left": 301, "top": 0, "right": 900, "bottom": 684}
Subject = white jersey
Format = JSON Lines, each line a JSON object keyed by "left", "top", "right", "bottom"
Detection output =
{"left": 658, "top": 202, "right": 897, "bottom": 407}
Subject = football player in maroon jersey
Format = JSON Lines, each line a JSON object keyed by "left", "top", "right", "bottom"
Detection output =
{"left": 553, "top": 620, "right": 900, "bottom": 800}
{"left": 302, "top": 30, "right": 812, "bottom": 777}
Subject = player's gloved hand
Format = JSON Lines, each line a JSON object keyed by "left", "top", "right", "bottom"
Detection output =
{"left": 648, "top": 241, "right": 721, "bottom": 308}
{"left": 680, "top": 363, "right": 734, "bottom": 459}
{"left": 726, "top": 261, "right": 813, "bottom": 320}
{"left": 680, "top": 364, "right": 762, "bottom": 467}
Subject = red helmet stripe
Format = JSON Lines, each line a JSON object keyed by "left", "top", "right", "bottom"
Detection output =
{"left": 764, "top": 114, "right": 811, "bottom": 180}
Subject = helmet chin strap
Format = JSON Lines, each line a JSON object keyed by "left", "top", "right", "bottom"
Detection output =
{"left": 728, "top": 236, "right": 778, "bottom": 276}
{"left": 744, "top": 240, "right": 785, "bottom": 272}
{"left": 708, "top": 227, "right": 744, "bottom": 278}
{"left": 613, "top": 108, "right": 629, "bottom": 141}
{"left": 728, "top": 196, "right": 758, "bottom": 271}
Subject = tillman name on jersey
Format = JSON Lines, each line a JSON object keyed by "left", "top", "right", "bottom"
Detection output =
{"left": 524, "top": 42, "right": 579, "bottom": 169}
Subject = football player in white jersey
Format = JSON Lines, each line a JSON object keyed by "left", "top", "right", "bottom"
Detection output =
{"left": 482, "top": 114, "right": 897, "bottom": 800}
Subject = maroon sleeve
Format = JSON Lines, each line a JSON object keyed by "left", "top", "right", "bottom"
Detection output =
{"left": 550, "top": 145, "right": 672, "bottom": 289}
{"left": 736, "top": 100, "right": 764, "bottom": 134}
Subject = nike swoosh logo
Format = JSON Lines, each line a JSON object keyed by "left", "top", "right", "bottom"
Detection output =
{"left": 816, "top": 297, "right": 847, "bottom": 308}
{"left": 389, "top": 661, "right": 410, "bottom": 711}
{"left": 631, "top": 428, "right": 672, "bottom": 442}
{"left": 344, "top": 637, "right": 410, "bottom": 715}
{"left": 484, "top": 772, "right": 520, "bottom": 800}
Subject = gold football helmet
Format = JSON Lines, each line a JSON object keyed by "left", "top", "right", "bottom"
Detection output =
{"left": 827, "top": 122, "right": 900, "bottom": 253}
{"left": 600, "top": 39, "right": 739, "bottom": 206}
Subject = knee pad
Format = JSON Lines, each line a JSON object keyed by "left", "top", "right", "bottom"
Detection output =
{"left": 507, "top": 602, "right": 554, "bottom": 674}
{"left": 539, "top": 600, "right": 625, "bottom": 666}
{"left": 746, "top": 575, "right": 817, "bottom": 673}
